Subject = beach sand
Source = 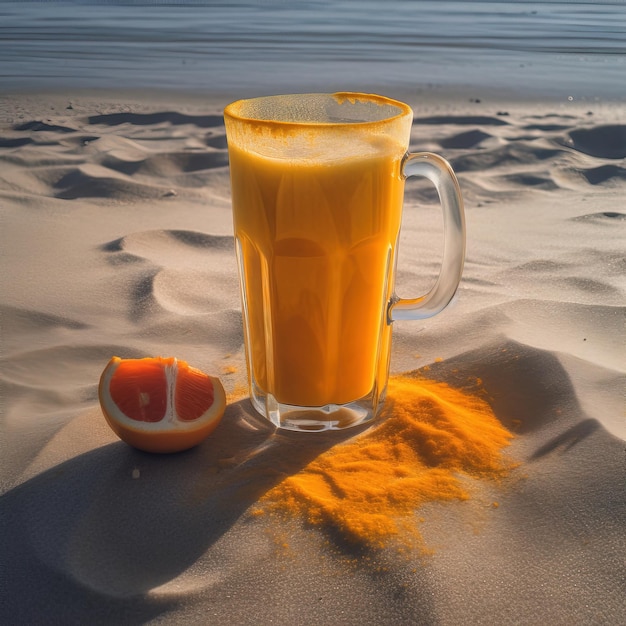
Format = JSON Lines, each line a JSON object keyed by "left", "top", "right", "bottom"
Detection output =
{"left": 1, "top": 89, "right": 625, "bottom": 624}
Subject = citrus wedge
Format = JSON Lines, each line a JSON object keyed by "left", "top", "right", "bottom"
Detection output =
{"left": 98, "top": 356, "right": 226, "bottom": 453}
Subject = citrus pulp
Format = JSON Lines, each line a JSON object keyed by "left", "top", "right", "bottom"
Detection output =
{"left": 98, "top": 356, "right": 226, "bottom": 453}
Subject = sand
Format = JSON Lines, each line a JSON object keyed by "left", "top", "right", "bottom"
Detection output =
{"left": 1, "top": 90, "right": 625, "bottom": 625}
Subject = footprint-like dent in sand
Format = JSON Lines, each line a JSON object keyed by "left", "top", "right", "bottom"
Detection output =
{"left": 101, "top": 229, "right": 238, "bottom": 316}
{"left": 562, "top": 125, "right": 626, "bottom": 159}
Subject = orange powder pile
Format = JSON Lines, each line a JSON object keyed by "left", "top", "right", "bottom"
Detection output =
{"left": 258, "top": 376, "right": 515, "bottom": 551}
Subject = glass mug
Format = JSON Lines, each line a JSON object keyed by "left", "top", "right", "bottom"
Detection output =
{"left": 224, "top": 93, "right": 465, "bottom": 432}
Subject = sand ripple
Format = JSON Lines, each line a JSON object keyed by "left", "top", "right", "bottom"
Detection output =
{"left": 0, "top": 106, "right": 229, "bottom": 200}
{"left": 2, "top": 105, "right": 624, "bottom": 208}
{"left": 100, "top": 230, "right": 240, "bottom": 346}
{"left": 1, "top": 94, "right": 625, "bottom": 625}
{"left": 87, "top": 111, "right": 223, "bottom": 128}
{"left": 405, "top": 111, "right": 626, "bottom": 205}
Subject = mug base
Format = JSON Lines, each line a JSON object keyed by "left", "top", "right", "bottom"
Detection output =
{"left": 249, "top": 384, "right": 385, "bottom": 432}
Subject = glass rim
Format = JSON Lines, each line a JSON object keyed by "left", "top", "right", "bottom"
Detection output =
{"left": 224, "top": 92, "right": 412, "bottom": 129}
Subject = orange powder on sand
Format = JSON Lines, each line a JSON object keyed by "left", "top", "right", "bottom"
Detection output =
{"left": 258, "top": 376, "right": 515, "bottom": 551}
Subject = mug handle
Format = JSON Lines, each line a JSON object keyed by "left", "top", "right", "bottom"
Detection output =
{"left": 388, "top": 152, "right": 466, "bottom": 322}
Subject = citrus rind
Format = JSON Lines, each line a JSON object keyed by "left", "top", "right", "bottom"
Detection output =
{"left": 98, "top": 356, "right": 226, "bottom": 453}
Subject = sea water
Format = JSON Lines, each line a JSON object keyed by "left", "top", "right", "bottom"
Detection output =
{"left": 0, "top": 0, "right": 624, "bottom": 98}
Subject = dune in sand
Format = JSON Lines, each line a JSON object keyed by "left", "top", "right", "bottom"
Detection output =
{"left": 1, "top": 91, "right": 625, "bottom": 624}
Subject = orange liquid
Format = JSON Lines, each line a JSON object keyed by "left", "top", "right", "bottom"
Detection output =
{"left": 230, "top": 143, "right": 405, "bottom": 407}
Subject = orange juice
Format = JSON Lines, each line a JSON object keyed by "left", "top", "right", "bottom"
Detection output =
{"left": 229, "top": 142, "right": 405, "bottom": 407}
{"left": 225, "top": 92, "right": 465, "bottom": 430}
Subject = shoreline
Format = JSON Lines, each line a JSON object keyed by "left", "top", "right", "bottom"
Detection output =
{"left": 2, "top": 85, "right": 625, "bottom": 141}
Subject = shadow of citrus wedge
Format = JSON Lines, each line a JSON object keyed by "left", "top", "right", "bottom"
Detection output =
{"left": 1, "top": 398, "right": 356, "bottom": 600}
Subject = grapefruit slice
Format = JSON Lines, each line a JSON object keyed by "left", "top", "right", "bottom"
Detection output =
{"left": 98, "top": 356, "right": 226, "bottom": 453}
